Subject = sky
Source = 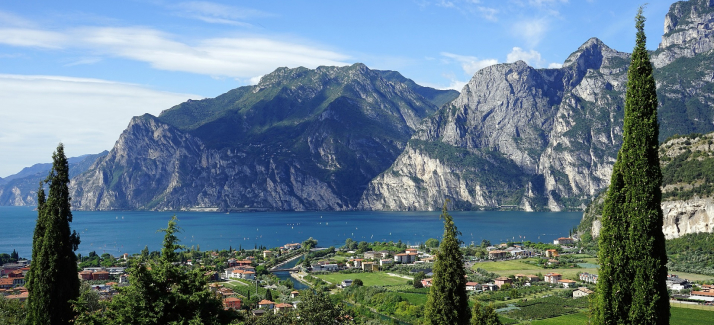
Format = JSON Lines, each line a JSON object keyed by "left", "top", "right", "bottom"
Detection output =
{"left": 0, "top": 0, "right": 676, "bottom": 177}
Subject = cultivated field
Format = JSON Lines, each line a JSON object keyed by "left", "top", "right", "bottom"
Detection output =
{"left": 315, "top": 272, "right": 408, "bottom": 287}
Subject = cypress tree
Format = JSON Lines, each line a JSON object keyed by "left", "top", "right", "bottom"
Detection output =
{"left": 26, "top": 143, "right": 81, "bottom": 324}
{"left": 594, "top": 7, "right": 669, "bottom": 325}
{"left": 424, "top": 201, "right": 470, "bottom": 325}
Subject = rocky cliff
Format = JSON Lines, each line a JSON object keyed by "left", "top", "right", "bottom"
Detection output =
{"left": 359, "top": 0, "right": 714, "bottom": 211}
{"left": 580, "top": 132, "right": 714, "bottom": 239}
{"left": 69, "top": 64, "right": 458, "bottom": 211}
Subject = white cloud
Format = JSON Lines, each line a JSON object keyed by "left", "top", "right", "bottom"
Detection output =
{"left": 441, "top": 52, "right": 498, "bottom": 75}
{"left": 0, "top": 74, "right": 200, "bottom": 177}
{"left": 0, "top": 26, "right": 351, "bottom": 79}
{"left": 511, "top": 18, "right": 549, "bottom": 48}
{"left": 528, "top": 0, "right": 568, "bottom": 7}
{"left": 0, "top": 28, "right": 66, "bottom": 49}
{"left": 506, "top": 47, "right": 544, "bottom": 67}
{"left": 477, "top": 6, "right": 499, "bottom": 21}
{"left": 548, "top": 62, "right": 563, "bottom": 68}
{"left": 171, "top": 1, "right": 271, "bottom": 27}
{"left": 64, "top": 57, "right": 102, "bottom": 67}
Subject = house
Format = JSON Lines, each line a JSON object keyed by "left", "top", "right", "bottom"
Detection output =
{"left": 466, "top": 282, "right": 480, "bottom": 291}
{"left": 204, "top": 271, "right": 220, "bottom": 282}
{"left": 119, "top": 274, "right": 129, "bottom": 283}
{"left": 666, "top": 276, "right": 692, "bottom": 291}
{"left": 123, "top": 253, "right": 129, "bottom": 260}
{"left": 545, "top": 249, "right": 559, "bottom": 257}
{"left": 362, "top": 262, "right": 379, "bottom": 272}
{"left": 350, "top": 259, "right": 364, "bottom": 268}
{"left": 421, "top": 278, "right": 433, "bottom": 287}
{"left": 312, "top": 264, "right": 339, "bottom": 272}
{"left": 341, "top": 279, "right": 353, "bottom": 287}
{"left": 394, "top": 253, "right": 417, "bottom": 264}
{"left": 508, "top": 248, "right": 533, "bottom": 257}
{"left": 290, "top": 290, "right": 299, "bottom": 298}
{"left": 78, "top": 270, "right": 94, "bottom": 280}
{"left": 405, "top": 248, "right": 418, "bottom": 254}
{"left": 525, "top": 274, "right": 540, "bottom": 282}
{"left": 235, "top": 260, "right": 253, "bottom": 267}
{"left": 363, "top": 251, "right": 378, "bottom": 259}
{"left": 488, "top": 250, "right": 509, "bottom": 259}
{"left": 5, "top": 291, "right": 28, "bottom": 302}
{"left": 494, "top": 277, "right": 512, "bottom": 288}
{"left": 558, "top": 279, "right": 577, "bottom": 288}
{"left": 92, "top": 271, "right": 110, "bottom": 281}
{"left": 379, "top": 259, "right": 393, "bottom": 267}
{"left": 481, "top": 283, "right": 498, "bottom": 291}
{"left": 223, "top": 297, "right": 241, "bottom": 310}
{"left": 378, "top": 250, "right": 391, "bottom": 258}
{"left": 275, "top": 303, "right": 294, "bottom": 314}
{"left": 544, "top": 273, "right": 562, "bottom": 284}
{"left": 226, "top": 268, "right": 255, "bottom": 280}
{"left": 258, "top": 300, "right": 275, "bottom": 309}
{"left": 252, "top": 309, "right": 266, "bottom": 317}
{"left": 284, "top": 243, "right": 301, "bottom": 251}
{"left": 263, "top": 250, "right": 273, "bottom": 259}
{"left": 106, "top": 267, "right": 126, "bottom": 275}
{"left": 547, "top": 259, "right": 560, "bottom": 266}
{"left": 553, "top": 237, "right": 574, "bottom": 245}
{"left": 0, "top": 278, "right": 14, "bottom": 289}
{"left": 579, "top": 272, "right": 598, "bottom": 284}
{"left": 573, "top": 287, "right": 594, "bottom": 298}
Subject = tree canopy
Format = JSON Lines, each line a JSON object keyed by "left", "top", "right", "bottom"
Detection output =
{"left": 26, "top": 143, "right": 81, "bottom": 325}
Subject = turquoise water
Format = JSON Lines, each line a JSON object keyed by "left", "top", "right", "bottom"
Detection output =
{"left": 0, "top": 206, "right": 582, "bottom": 258}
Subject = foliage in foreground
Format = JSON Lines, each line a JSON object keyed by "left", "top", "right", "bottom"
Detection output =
{"left": 424, "top": 202, "right": 471, "bottom": 324}
{"left": 594, "top": 8, "right": 669, "bottom": 325}
{"left": 74, "top": 216, "right": 234, "bottom": 325}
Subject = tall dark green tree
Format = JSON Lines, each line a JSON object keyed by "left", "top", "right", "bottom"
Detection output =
{"left": 594, "top": 7, "right": 669, "bottom": 325}
{"left": 26, "top": 143, "right": 81, "bottom": 325}
{"left": 424, "top": 201, "right": 470, "bottom": 325}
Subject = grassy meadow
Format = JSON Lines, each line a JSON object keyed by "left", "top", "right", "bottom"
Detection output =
{"left": 315, "top": 271, "right": 409, "bottom": 287}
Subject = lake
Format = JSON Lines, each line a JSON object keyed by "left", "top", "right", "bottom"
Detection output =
{"left": 0, "top": 206, "right": 583, "bottom": 258}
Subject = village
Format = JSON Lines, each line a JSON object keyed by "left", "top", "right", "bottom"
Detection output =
{"left": 3, "top": 234, "right": 713, "bottom": 323}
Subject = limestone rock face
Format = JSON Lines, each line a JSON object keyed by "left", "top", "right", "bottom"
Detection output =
{"left": 360, "top": 38, "right": 631, "bottom": 211}
{"left": 653, "top": 0, "right": 714, "bottom": 68}
{"left": 70, "top": 115, "right": 347, "bottom": 211}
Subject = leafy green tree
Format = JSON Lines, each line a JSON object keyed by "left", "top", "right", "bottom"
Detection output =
{"left": 352, "top": 279, "right": 364, "bottom": 287}
{"left": 425, "top": 201, "right": 470, "bottom": 324}
{"left": 470, "top": 302, "right": 501, "bottom": 325}
{"left": 413, "top": 271, "right": 427, "bottom": 289}
{"left": 425, "top": 238, "right": 440, "bottom": 248}
{"left": 0, "top": 296, "right": 27, "bottom": 325}
{"left": 302, "top": 237, "right": 318, "bottom": 251}
{"left": 295, "top": 291, "right": 349, "bottom": 324}
{"left": 594, "top": 7, "right": 669, "bottom": 325}
{"left": 26, "top": 143, "right": 81, "bottom": 325}
{"left": 75, "top": 216, "right": 232, "bottom": 324}
{"left": 10, "top": 249, "right": 18, "bottom": 261}
{"left": 265, "top": 289, "right": 273, "bottom": 302}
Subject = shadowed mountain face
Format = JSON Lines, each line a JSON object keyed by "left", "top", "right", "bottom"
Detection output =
{"left": 359, "top": 0, "right": 714, "bottom": 212}
{"left": 68, "top": 64, "right": 457, "bottom": 211}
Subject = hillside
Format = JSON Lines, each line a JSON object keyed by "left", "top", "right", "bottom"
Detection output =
{"left": 580, "top": 132, "right": 714, "bottom": 240}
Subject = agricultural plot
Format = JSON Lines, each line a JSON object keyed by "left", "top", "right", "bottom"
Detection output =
{"left": 530, "top": 307, "right": 714, "bottom": 325}
{"left": 315, "top": 272, "right": 408, "bottom": 287}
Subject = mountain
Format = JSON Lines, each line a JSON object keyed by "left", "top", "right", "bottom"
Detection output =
{"left": 0, "top": 151, "right": 108, "bottom": 206}
{"left": 358, "top": 0, "right": 714, "bottom": 212}
{"left": 69, "top": 64, "right": 457, "bottom": 211}
{"left": 580, "top": 132, "right": 714, "bottom": 240}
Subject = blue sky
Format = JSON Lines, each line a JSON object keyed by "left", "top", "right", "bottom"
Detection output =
{"left": 0, "top": 0, "right": 675, "bottom": 176}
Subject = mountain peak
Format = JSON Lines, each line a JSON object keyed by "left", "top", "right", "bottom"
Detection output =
{"left": 562, "top": 37, "right": 616, "bottom": 70}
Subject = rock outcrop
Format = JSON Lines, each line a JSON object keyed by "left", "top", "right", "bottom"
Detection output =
{"left": 652, "top": 0, "right": 714, "bottom": 68}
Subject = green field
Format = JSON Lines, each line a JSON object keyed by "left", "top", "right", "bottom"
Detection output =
{"left": 315, "top": 272, "right": 408, "bottom": 287}
{"left": 474, "top": 259, "right": 543, "bottom": 271}
{"left": 529, "top": 306, "right": 714, "bottom": 325}
{"left": 396, "top": 292, "right": 428, "bottom": 305}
